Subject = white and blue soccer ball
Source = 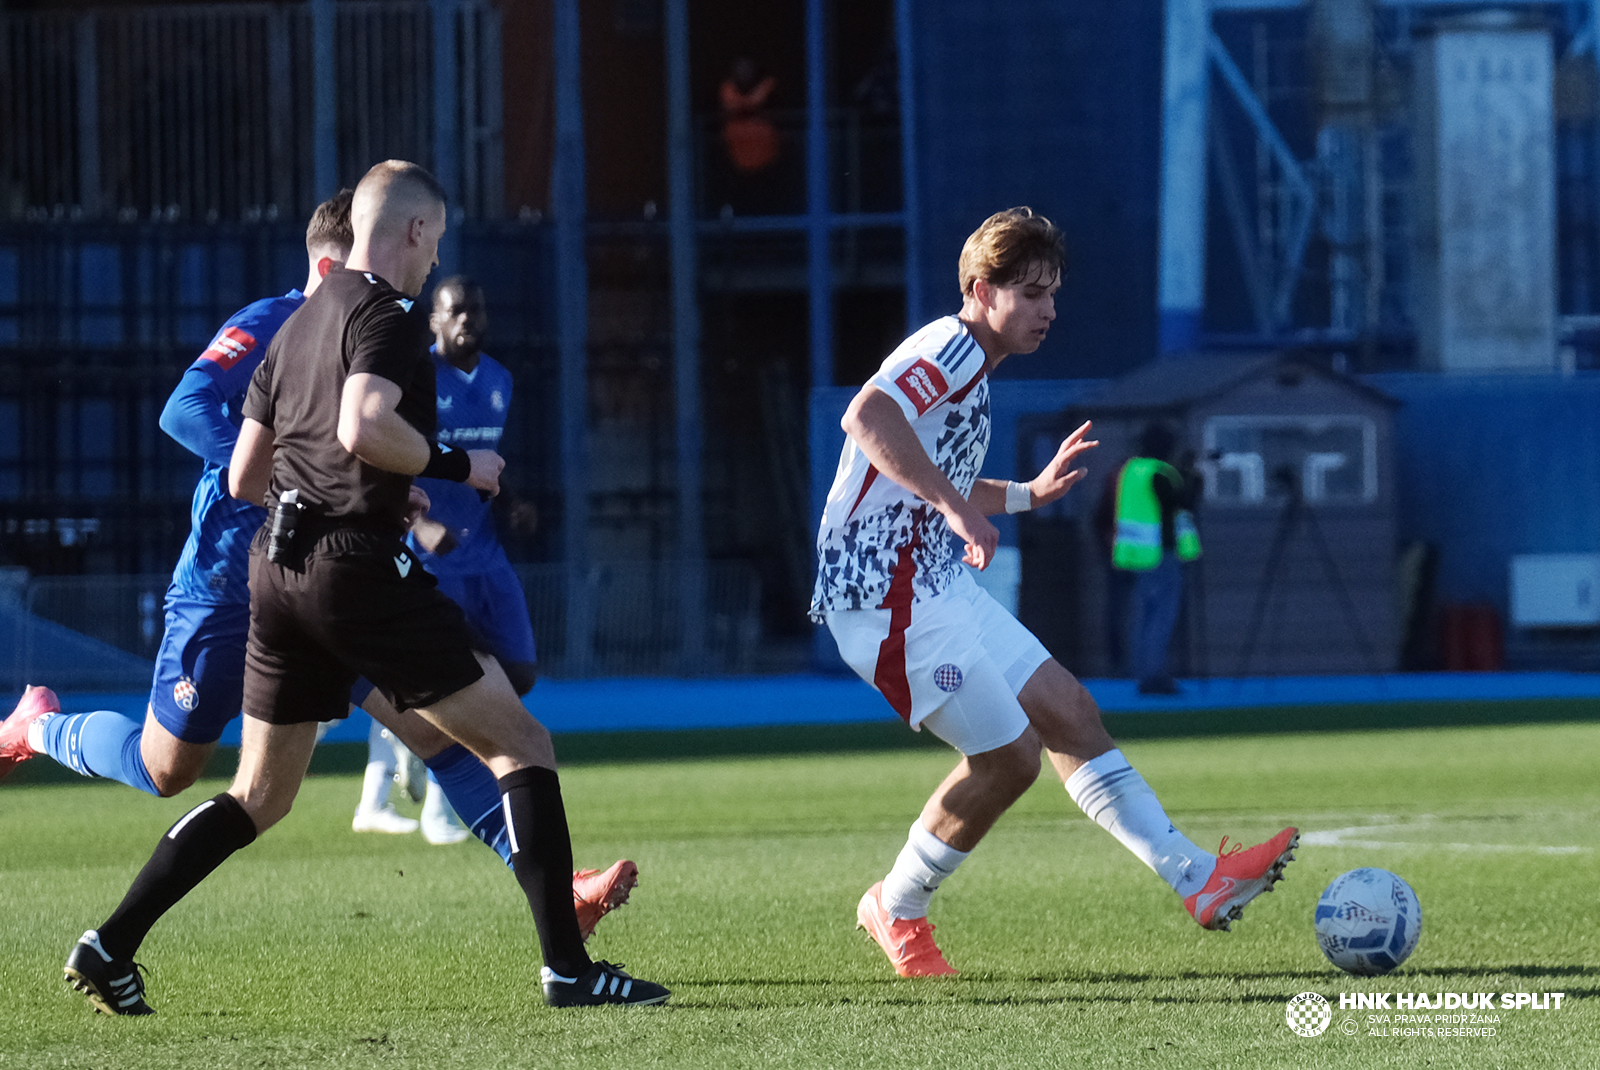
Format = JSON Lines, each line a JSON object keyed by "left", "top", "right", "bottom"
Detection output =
{"left": 1314, "top": 868, "right": 1422, "bottom": 976}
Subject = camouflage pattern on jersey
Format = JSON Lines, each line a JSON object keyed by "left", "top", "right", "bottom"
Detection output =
{"left": 810, "top": 317, "right": 990, "bottom": 619}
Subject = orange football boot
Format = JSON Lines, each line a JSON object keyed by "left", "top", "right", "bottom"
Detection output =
{"left": 573, "top": 859, "right": 639, "bottom": 942}
{"left": 1184, "top": 827, "right": 1299, "bottom": 931}
{"left": 856, "top": 881, "right": 958, "bottom": 977}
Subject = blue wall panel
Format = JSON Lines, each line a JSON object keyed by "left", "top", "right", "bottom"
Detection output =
{"left": 1370, "top": 372, "right": 1600, "bottom": 612}
{"left": 910, "top": 0, "right": 1163, "bottom": 378}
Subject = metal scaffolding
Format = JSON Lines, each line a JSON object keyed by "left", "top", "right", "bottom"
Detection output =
{"left": 1160, "top": 0, "right": 1600, "bottom": 364}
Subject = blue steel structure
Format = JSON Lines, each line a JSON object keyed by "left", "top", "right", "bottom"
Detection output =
{"left": 1161, "top": 0, "right": 1211, "bottom": 354}
{"left": 551, "top": 0, "right": 593, "bottom": 673}
{"left": 1160, "top": 0, "right": 1600, "bottom": 359}
{"left": 667, "top": 0, "right": 706, "bottom": 665}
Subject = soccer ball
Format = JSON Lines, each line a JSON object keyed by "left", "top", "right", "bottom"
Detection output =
{"left": 1314, "top": 868, "right": 1422, "bottom": 976}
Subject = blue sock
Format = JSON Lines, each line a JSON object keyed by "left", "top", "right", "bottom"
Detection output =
{"left": 39, "top": 711, "right": 161, "bottom": 797}
{"left": 426, "top": 744, "right": 511, "bottom": 866}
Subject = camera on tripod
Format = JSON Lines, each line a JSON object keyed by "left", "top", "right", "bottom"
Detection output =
{"left": 1237, "top": 458, "right": 1376, "bottom": 675}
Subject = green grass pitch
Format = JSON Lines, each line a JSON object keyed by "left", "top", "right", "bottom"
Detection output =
{"left": 2, "top": 719, "right": 1596, "bottom": 1069}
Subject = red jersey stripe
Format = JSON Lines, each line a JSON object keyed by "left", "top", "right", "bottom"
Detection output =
{"left": 872, "top": 530, "right": 921, "bottom": 721}
{"left": 846, "top": 465, "right": 880, "bottom": 521}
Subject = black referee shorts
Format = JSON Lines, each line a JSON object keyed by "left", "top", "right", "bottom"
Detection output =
{"left": 243, "top": 525, "right": 486, "bottom": 725}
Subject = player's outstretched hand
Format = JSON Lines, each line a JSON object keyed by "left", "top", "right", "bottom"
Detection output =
{"left": 949, "top": 507, "right": 1000, "bottom": 571}
{"left": 466, "top": 449, "right": 505, "bottom": 497}
{"left": 1028, "top": 420, "right": 1098, "bottom": 508}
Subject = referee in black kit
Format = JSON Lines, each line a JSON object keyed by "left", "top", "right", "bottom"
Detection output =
{"left": 61, "top": 161, "right": 668, "bottom": 1016}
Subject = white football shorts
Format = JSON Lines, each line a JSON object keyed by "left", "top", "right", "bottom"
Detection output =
{"left": 825, "top": 568, "right": 1051, "bottom": 756}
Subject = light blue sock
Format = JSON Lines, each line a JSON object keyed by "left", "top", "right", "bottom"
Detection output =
{"left": 426, "top": 743, "right": 511, "bottom": 866}
{"left": 39, "top": 710, "right": 161, "bottom": 797}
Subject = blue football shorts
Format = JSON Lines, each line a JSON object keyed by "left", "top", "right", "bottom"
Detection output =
{"left": 148, "top": 590, "right": 251, "bottom": 745}
{"left": 432, "top": 556, "right": 538, "bottom": 669}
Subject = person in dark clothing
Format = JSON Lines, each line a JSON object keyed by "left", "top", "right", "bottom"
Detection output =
{"left": 60, "top": 161, "right": 668, "bottom": 1016}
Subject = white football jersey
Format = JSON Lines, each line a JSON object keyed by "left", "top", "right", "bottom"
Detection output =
{"left": 810, "top": 316, "right": 990, "bottom": 620}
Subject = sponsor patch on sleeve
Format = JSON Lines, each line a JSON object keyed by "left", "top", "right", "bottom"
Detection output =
{"left": 893, "top": 358, "right": 949, "bottom": 415}
{"left": 200, "top": 326, "right": 257, "bottom": 371}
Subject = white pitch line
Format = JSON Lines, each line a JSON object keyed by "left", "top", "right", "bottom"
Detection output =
{"left": 1302, "top": 825, "right": 1588, "bottom": 855}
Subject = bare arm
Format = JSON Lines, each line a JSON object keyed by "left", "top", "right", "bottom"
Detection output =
{"left": 338, "top": 372, "right": 504, "bottom": 495}
{"left": 841, "top": 385, "right": 998, "bottom": 570}
{"left": 228, "top": 418, "right": 276, "bottom": 503}
{"left": 968, "top": 420, "right": 1099, "bottom": 515}
{"left": 338, "top": 373, "right": 429, "bottom": 473}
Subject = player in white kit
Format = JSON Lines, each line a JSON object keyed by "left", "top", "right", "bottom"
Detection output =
{"left": 811, "top": 208, "right": 1298, "bottom": 976}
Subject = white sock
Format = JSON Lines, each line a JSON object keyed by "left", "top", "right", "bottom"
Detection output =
{"left": 26, "top": 713, "right": 57, "bottom": 752}
{"left": 356, "top": 720, "right": 397, "bottom": 815}
{"left": 1065, "top": 749, "right": 1215, "bottom": 897}
{"left": 355, "top": 721, "right": 397, "bottom": 815}
{"left": 421, "top": 777, "right": 459, "bottom": 827}
{"left": 356, "top": 761, "right": 393, "bottom": 814}
{"left": 880, "top": 820, "right": 970, "bottom": 920}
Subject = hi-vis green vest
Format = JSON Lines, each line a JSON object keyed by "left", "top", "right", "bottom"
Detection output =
{"left": 1112, "top": 457, "right": 1202, "bottom": 571}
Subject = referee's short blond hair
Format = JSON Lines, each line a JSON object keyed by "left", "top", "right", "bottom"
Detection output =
{"left": 958, "top": 207, "right": 1066, "bottom": 296}
{"left": 352, "top": 160, "right": 448, "bottom": 242}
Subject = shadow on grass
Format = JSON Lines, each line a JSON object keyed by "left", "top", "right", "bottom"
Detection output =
{"left": 662, "top": 964, "right": 1600, "bottom": 1011}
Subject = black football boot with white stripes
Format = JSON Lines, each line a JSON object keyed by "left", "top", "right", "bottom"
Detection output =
{"left": 541, "top": 960, "right": 669, "bottom": 1007}
{"left": 64, "top": 930, "right": 154, "bottom": 1016}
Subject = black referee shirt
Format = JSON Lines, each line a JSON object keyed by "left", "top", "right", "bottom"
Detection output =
{"left": 242, "top": 266, "right": 436, "bottom": 531}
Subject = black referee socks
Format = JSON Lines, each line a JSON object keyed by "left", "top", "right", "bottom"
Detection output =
{"left": 497, "top": 765, "right": 591, "bottom": 979}
{"left": 97, "top": 792, "right": 260, "bottom": 962}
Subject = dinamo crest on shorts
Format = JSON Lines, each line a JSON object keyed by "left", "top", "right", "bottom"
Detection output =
{"left": 172, "top": 676, "right": 199, "bottom": 712}
{"left": 933, "top": 663, "right": 964, "bottom": 693}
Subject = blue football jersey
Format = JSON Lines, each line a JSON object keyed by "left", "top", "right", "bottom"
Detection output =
{"left": 411, "top": 349, "right": 513, "bottom": 575}
{"left": 167, "top": 292, "right": 305, "bottom": 604}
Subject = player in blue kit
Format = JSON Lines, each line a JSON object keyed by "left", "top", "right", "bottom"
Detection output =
{"left": 0, "top": 192, "right": 359, "bottom": 797}
{"left": 0, "top": 205, "right": 635, "bottom": 943}
{"left": 412, "top": 276, "right": 539, "bottom": 696}
{"left": 352, "top": 276, "right": 544, "bottom": 846}
{"left": 352, "top": 279, "right": 539, "bottom": 817}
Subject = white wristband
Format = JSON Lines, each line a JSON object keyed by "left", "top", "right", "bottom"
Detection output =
{"left": 1005, "top": 480, "right": 1033, "bottom": 514}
